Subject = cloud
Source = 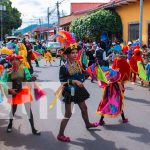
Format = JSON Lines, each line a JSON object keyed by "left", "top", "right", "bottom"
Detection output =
{"left": 14, "top": 0, "right": 41, "bottom": 6}
{"left": 10, "top": 0, "right": 111, "bottom": 29}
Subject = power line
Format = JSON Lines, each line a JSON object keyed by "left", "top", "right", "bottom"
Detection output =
{"left": 47, "top": 0, "right": 66, "bottom": 30}
{"left": 59, "top": 0, "right": 66, "bottom": 4}
{"left": 56, "top": 1, "right": 60, "bottom": 32}
{"left": 48, "top": 6, "right": 57, "bottom": 28}
{"left": 56, "top": 0, "right": 67, "bottom": 32}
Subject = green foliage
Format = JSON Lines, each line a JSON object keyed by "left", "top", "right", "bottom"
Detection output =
{"left": 70, "top": 9, "right": 122, "bottom": 42}
{"left": 0, "top": 0, "right": 22, "bottom": 37}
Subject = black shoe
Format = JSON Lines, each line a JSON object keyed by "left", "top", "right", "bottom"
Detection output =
{"left": 91, "top": 80, "right": 94, "bottom": 83}
{"left": 7, "top": 123, "right": 12, "bottom": 133}
{"left": 141, "top": 81, "right": 144, "bottom": 86}
{"left": 32, "top": 129, "right": 41, "bottom": 136}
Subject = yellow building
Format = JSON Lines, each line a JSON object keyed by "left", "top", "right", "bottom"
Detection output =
{"left": 101, "top": 0, "right": 150, "bottom": 47}
{"left": 60, "top": 1, "right": 150, "bottom": 46}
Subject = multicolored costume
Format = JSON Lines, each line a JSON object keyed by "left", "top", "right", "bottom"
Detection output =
{"left": 112, "top": 56, "right": 130, "bottom": 84}
{"left": 4, "top": 55, "right": 32, "bottom": 104}
{"left": 5, "top": 55, "right": 41, "bottom": 135}
{"left": 129, "top": 48, "right": 143, "bottom": 82}
{"left": 145, "top": 63, "right": 150, "bottom": 81}
{"left": 0, "top": 65, "right": 5, "bottom": 103}
{"left": 44, "top": 51, "right": 54, "bottom": 62}
{"left": 18, "top": 43, "right": 30, "bottom": 69}
{"left": 60, "top": 61, "right": 89, "bottom": 104}
{"left": 96, "top": 68, "right": 128, "bottom": 124}
{"left": 52, "top": 31, "right": 98, "bottom": 142}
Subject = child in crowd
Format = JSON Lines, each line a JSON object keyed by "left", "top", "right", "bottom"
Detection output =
{"left": 145, "top": 59, "right": 150, "bottom": 91}
{"left": 43, "top": 50, "right": 55, "bottom": 66}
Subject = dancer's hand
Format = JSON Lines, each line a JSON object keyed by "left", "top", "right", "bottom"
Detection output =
{"left": 73, "top": 80, "right": 83, "bottom": 87}
{"left": 8, "top": 89, "right": 17, "bottom": 95}
{"left": 8, "top": 68, "right": 14, "bottom": 74}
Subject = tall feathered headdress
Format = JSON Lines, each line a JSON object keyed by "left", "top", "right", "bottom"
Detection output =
{"left": 56, "top": 31, "right": 77, "bottom": 49}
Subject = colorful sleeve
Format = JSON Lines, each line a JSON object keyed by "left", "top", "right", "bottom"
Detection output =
{"left": 2, "top": 70, "right": 9, "bottom": 82}
{"left": 0, "top": 81, "right": 9, "bottom": 90}
{"left": 15, "top": 45, "right": 19, "bottom": 55}
{"left": 112, "top": 58, "right": 117, "bottom": 69}
{"left": 1, "top": 70, "right": 9, "bottom": 90}
{"left": 24, "top": 68, "right": 32, "bottom": 81}
{"left": 145, "top": 64, "right": 150, "bottom": 70}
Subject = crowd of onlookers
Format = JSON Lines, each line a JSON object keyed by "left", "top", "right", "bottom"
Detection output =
{"left": 73, "top": 40, "right": 150, "bottom": 90}
{"left": 1, "top": 37, "right": 150, "bottom": 90}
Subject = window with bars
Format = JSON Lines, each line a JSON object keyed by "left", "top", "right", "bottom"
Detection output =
{"left": 128, "top": 23, "right": 139, "bottom": 41}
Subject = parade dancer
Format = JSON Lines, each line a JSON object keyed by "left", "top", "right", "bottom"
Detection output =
{"left": 57, "top": 45, "right": 98, "bottom": 142}
{"left": 43, "top": 50, "right": 55, "bottom": 66}
{"left": 0, "top": 65, "right": 5, "bottom": 103}
{"left": 145, "top": 59, "right": 150, "bottom": 91}
{"left": 129, "top": 47, "right": 143, "bottom": 84}
{"left": 97, "top": 68, "right": 128, "bottom": 125}
{"left": 18, "top": 42, "right": 30, "bottom": 69}
{"left": 112, "top": 52, "right": 131, "bottom": 87}
{"left": 22, "top": 37, "right": 34, "bottom": 74}
{"left": 5, "top": 55, "right": 40, "bottom": 135}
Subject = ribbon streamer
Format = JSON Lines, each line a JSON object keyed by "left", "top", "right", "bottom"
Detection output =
{"left": 49, "top": 84, "right": 65, "bottom": 109}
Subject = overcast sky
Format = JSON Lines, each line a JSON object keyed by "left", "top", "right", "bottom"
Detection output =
{"left": 10, "top": 0, "right": 110, "bottom": 29}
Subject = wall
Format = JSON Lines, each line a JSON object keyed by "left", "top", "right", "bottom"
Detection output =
{"left": 116, "top": 0, "right": 150, "bottom": 45}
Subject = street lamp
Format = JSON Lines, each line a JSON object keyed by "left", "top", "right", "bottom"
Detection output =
{"left": 139, "top": 0, "right": 143, "bottom": 46}
{"left": 0, "top": 5, "right": 6, "bottom": 41}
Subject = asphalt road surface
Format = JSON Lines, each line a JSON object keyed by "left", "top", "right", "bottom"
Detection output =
{"left": 0, "top": 59, "right": 150, "bottom": 150}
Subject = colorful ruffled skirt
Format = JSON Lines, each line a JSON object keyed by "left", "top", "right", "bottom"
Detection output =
{"left": 97, "top": 83, "right": 124, "bottom": 118}
{"left": 8, "top": 86, "right": 33, "bottom": 105}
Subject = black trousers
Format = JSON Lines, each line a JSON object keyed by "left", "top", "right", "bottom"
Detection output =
{"left": 35, "top": 60, "right": 39, "bottom": 66}
{"left": 27, "top": 55, "right": 33, "bottom": 74}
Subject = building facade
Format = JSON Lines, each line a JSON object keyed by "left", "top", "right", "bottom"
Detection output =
{"left": 114, "top": 0, "right": 150, "bottom": 47}
{"left": 60, "top": 3, "right": 103, "bottom": 31}
{"left": 60, "top": 0, "right": 150, "bottom": 47}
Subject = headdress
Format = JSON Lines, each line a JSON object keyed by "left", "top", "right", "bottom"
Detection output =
{"left": 56, "top": 30, "right": 77, "bottom": 54}
{"left": 6, "top": 55, "right": 23, "bottom": 61}
{"left": 98, "top": 68, "right": 121, "bottom": 88}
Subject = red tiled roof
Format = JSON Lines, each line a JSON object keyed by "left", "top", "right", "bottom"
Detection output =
{"left": 32, "top": 27, "right": 55, "bottom": 32}
{"left": 60, "top": 13, "right": 87, "bottom": 26}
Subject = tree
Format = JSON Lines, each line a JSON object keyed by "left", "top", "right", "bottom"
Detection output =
{"left": 70, "top": 9, "right": 122, "bottom": 42}
{"left": 0, "top": 0, "right": 22, "bottom": 37}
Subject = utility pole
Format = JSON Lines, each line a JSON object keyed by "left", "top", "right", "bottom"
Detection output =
{"left": 39, "top": 18, "right": 42, "bottom": 40}
{"left": 47, "top": 7, "right": 56, "bottom": 28}
{"left": 61, "top": 10, "right": 64, "bottom": 17}
{"left": 56, "top": 1, "right": 60, "bottom": 32}
{"left": 139, "top": 0, "right": 143, "bottom": 46}
{"left": 48, "top": 0, "right": 65, "bottom": 34}
{"left": 0, "top": 5, "right": 6, "bottom": 41}
{"left": 47, "top": 7, "right": 50, "bottom": 28}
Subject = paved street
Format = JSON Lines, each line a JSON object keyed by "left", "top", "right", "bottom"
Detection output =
{"left": 0, "top": 59, "right": 150, "bottom": 150}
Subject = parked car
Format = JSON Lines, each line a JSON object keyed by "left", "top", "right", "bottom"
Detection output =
{"left": 5, "top": 36, "right": 21, "bottom": 41}
{"left": 46, "top": 42, "right": 62, "bottom": 56}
